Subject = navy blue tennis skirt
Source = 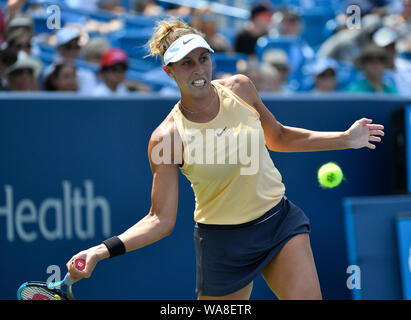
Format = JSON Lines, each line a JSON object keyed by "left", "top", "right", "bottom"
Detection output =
{"left": 193, "top": 197, "right": 310, "bottom": 296}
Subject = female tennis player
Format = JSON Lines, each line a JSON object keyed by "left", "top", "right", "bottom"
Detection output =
{"left": 66, "top": 19, "right": 384, "bottom": 300}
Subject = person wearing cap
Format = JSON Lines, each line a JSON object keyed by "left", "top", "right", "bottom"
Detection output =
{"left": 6, "top": 28, "right": 33, "bottom": 56}
{"left": 56, "top": 28, "right": 82, "bottom": 61}
{"left": 65, "top": 18, "right": 385, "bottom": 300}
{"left": 262, "top": 49, "right": 292, "bottom": 92}
{"left": 311, "top": 59, "right": 338, "bottom": 93}
{"left": 254, "top": 62, "right": 282, "bottom": 93}
{"left": 5, "top": 50, "right": 42, "bottom": 91}
{"left": 92, "top": 48, "right": 129, "bottom": 96}
{"left": 82, "top": 37, "right": 111, "bottom": 66}
{"left": 52, "top": 27, "right": 98, "bottom": 93}
{"left": 6, "top": 13, "right": 33, "bottom": 35}
{"left": 372, "top": 26, "right": 411, "bottom": 95}
{"left": 234, "top": 3, "right": 272, "bottom": 57}
{"left": 347, "top": 44, "right": 398, "bottom": 93}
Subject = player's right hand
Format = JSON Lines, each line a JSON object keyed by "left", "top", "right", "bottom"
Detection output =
{"left": 66, "top": 247, "right": 101, "bottom": 282}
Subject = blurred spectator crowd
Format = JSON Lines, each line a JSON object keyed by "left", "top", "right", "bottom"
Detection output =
{"left": 0, "top": 0, "right": 411, "bottom": 96}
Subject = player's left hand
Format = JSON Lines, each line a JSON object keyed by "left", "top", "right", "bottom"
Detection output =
{"left": 346, "top": 118, "right": 385, "bottom": 149}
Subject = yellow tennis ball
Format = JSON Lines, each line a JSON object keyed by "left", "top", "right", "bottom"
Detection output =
{"left": 54, "top": 294, "right": 61, "bottom": 300}
{"left": 318, "top": 162, "right": 343, "bottom": 188}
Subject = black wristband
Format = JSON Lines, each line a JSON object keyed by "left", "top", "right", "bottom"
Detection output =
{"left": 102, "top": 236, "right": 126, "bottom": 258}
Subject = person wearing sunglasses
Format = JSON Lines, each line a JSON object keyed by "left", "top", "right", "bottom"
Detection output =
{"left": 347, "top": 44, "right": 398, "bottom": 94}
{"left": 93, "top": 48, "right": 130, "bottom": 96}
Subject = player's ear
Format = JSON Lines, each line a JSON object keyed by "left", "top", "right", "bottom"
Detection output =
{"left": 163, "top": 65, "right": 174, "bottom": 78}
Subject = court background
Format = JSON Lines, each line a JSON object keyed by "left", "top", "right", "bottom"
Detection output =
{"left": 1, "top": 93, "right": 410, "bottom": 299}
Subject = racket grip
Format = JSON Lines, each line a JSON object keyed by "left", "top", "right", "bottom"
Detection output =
{"left": 74, "top": 258, "right": 86, "bottom": 271}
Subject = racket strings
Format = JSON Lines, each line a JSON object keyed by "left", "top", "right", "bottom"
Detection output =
{"left": 20, "top": 285, "right": 68, "bottom": 300}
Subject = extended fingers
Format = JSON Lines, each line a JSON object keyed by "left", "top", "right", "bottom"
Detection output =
{"left": 367, "top": 123, "right": 384, "bottom": 131}
{"left": 370, "top": 130, "right": 385, "bottom": 137}
{"left": 369, "top": 136, "right": 381, "bottom": 142}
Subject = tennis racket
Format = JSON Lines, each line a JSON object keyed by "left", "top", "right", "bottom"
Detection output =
{"left": 17, "top": 258, "right": 86, "bottom": 300}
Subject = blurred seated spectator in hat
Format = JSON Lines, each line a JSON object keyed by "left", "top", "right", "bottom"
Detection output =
{"left": 383, "top": 0, "right": 411, "bottom": 52}
{"left": 234, "top": 3, "right": 272, "bottom": 58}
{"left": 347, "top": 44, "right": 398, "bottom": 93}
{"left": 56, "top": 28, "right": 83, "bottom": 61}
{"left": 310, "top": 59, "right": 339, "bottom": 93}
{"left": 191, "top": 7, "right": 233, "bottom": 53}
{"left": 43, "top": 60, "right": 78, "bottom": 92}
{"left": 133, "top": 0, "right": 165, "bottom": 17}
{"left": 372, "top": 26, "right": 411, "bottom": 95}
{"left": 317, "top": 13, "right": 383, "bottom": 63}
{"left": 262, "top": 49, "right": 293, "bottom": 92}
{"left": 52, "top": 27, "right": 98, "bottom": 93}
{"left": 82, "top": 37, "right": 111, "bottom": 66}
{"left": 6, "top": 27, "right": 43, "bottom": 89}
{"left": 6, "top": 12, "right": 33, "bottom": 35}
{"left": 6, "top": 28, "right": 33, "bottom": 56}
{"left": 0, "top": 47, "right": 18, "bottom": 90}
{"left": 93, "top": 48, "right": 130, "bottom": 96}
{"left": 5, "top": 13, "right": 44, "bottom": 57}
{"left": 4, "top": 50, "right": 42, "bottom": 91}
{"left": 239, "top": 59, "right": 282, "bottom": 93}
{"left": 255, "top": 62, "right": 282, "bottom": 93}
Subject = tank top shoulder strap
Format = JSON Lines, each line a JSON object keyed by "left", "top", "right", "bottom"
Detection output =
{"left": 212, "top": 80, "right": 260, "bottom": 118}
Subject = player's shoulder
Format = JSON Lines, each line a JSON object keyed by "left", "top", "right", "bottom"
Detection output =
{"left": 215, "top": 74, "right": 255, "bottom": 95}
{"left": 149, "top": 111, "right": 178, "bottom": 146}
{"left": 148, "top": 111, "right": 183, "bottom": 168}
{"left": 215, "top": 74, "right": 257, "bottom": 106}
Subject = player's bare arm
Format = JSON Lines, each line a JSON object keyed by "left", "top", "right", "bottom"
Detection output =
{"left": 117, "top": 117, "right": 181, "bottom": 251}
{"left": 67, "top": 117, "right": 181, "bottom": 281}
{"left": 219, "top": 74, "right": 384, "bottom": 152}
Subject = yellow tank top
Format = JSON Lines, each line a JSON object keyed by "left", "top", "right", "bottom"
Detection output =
{"left": 172, "top": 80, "right": 285, "bottom": 224}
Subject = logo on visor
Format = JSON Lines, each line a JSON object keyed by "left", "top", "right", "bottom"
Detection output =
{"left": 183, "top": 38, "right": 194, "bottom": 45}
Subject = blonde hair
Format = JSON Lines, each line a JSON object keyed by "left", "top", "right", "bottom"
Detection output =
{"left": 146, "top": 17, "right": 204, "bottom": 64}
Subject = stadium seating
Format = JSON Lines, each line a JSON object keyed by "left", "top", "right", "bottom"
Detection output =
{"left": 211, "top": 52, "right": 248, "bottom": 75}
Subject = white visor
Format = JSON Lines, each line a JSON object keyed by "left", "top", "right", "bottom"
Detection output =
{"left": 164, "top": 34, "right": 214, "bottom": 66}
